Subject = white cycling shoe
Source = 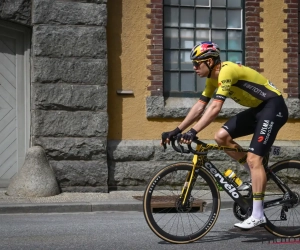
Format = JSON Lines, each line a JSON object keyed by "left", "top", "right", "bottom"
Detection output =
{"left": 234, "top": 215, "right": 266, "bottom": 229}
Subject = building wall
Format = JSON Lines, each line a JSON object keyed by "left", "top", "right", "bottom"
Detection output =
{"left": 1, "top": 0, "right": 299, "bottom": 192}
{"left": 0, "top": 0, "right": 109, "bottom": 192}
{"left": 260, "top": 0, "right": 287, "bottom": 92}
{"left": 0, "top": 0, "right": 31, "bottom": 26}
{"left": 106, "top": 0, "right": 300, "bottom": 190}
{"left": 31, "top": 0, "right": 109, "bottom": 192}
{"left": 107, "top": 0, "right": 152, "bottom": 140}
{"left": 107, "top": 0, "right": 300, "bottom": 142}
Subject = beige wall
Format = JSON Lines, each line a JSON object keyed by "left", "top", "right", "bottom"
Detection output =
{"left": 107, "top": 0, "right": 300, "bottom": 141}
{"left": 259, "top": 0, "right": 300, "bottom": 141}
{"left": 260, "top": 0, "right": 287, "bottom": 95}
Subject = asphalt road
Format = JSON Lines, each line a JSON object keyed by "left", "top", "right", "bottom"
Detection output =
{"left": 0, "top": 209, "right": 299, "bottom": 250}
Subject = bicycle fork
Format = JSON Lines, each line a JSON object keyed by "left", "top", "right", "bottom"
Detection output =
{"left": 179, "top": 147, "right": 203, "bottom": 206}
{"left": 180, "top": 164, "right": 198, "bottom": 206}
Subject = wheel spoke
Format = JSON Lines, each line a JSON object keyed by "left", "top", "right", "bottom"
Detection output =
{"left": 143, "top": 163, "right": 220, "bottom": 243}
{"left": 264, "top": 160, "right": 300, "bottom": 237}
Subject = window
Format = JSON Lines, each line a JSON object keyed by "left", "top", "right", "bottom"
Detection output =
{"left": 163, "top": 0, "right": 244, "bottom": 97}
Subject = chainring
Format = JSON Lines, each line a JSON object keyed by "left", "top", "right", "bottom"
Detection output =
{"left": 233, "top": 195, "right": 252, "bottom": 221}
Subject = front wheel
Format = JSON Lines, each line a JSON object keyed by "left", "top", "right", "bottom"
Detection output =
{"left": 264, "top": 160, "right": 300, "bottom": 237}
{"left": 143, "top": 163, "right": 220, "bottom": 244}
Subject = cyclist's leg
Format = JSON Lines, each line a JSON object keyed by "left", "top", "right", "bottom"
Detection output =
{"left": 248, "top": 95, "right": 288, "bottom": 197}
{"left": 214, "top": 108, "right": 257, "bottom": 161}
{"left": 248, "top": 96, "right": 288, "bottom": 158}
{"left": 246, "top": 152, "right": 265, "bottom": 219}
{"left": 235, "top": 96, "right": 288, "bottom": 229}
{"left": 234, "top": 150, "right": 267, "bottom": 228}
{"left": 215, "top": 109, "right": 258, "bottom": 189}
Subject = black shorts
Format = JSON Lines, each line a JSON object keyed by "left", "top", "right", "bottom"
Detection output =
{"left": 222, "top": 95, "right": 288, "bottom": 156}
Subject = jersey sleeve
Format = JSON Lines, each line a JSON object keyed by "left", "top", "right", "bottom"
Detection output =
{"left": 214, "top": 63, "right": 237, "bottom": 102}
{"left": 199, "top": 78, "right": 217, "bottom": 104}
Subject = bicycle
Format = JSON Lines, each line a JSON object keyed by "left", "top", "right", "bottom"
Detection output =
{"left": 143, "top": 135, "right": 300, "bottom": 244}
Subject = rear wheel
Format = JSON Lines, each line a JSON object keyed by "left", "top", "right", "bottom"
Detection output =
{"left": 264, "top": 160, "right": 300, "bottom": 237}
{"left": 143, "top": 163, "right": 220, "bottom": 244}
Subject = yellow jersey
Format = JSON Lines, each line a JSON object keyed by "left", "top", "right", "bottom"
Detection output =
{"left": 200, "top": 61, "right": 282, "bottom": 107}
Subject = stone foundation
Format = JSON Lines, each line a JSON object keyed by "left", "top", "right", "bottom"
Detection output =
{"left": 107, "top": 140, "right": 300, "bottom": 191}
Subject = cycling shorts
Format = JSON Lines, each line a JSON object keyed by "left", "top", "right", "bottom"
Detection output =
{"left": 221, "top": 95, "right": 288, "bottom": 156}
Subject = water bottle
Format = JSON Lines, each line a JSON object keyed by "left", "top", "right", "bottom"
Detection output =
{"left": 224, "top": 169, "right": 243, "bottom": 188}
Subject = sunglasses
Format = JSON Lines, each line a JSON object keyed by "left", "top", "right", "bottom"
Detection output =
{"left": 192, "top": 59, "right": 208, "bottom": 67}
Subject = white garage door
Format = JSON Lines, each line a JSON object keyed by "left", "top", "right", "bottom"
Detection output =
{"left": 0, "top": 21, "right": 30, "bottom": 187}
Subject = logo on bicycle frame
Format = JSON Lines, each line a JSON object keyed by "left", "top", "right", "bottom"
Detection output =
{"left": 204, "top": 162, "right": 240, "bottom": 198}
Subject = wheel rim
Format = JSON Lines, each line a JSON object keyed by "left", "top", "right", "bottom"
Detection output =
{"left": 144, "top": 164, "right": 220, "bottom": 243}
{"left": 264, "top": 162, "right": 300, "bottom": 237}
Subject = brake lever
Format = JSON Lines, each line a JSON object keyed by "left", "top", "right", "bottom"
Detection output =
{"left": 175, "top": 134, "right": 190, "bottom": 154}
{"left": 178, "top": 142, "right": 184, "bottom": 155}
{"left": 176, "top": 134, "right": 184, "bottom": 155}
{"left": 176, "top": 134, "right": 207, "bottom": 155}
{"left": 161, "top": 132, "right": 169, "bottom": 151}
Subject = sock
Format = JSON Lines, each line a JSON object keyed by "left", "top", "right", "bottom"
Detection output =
{"left": 252, "top": 192, "right": 265, "bottom": 219}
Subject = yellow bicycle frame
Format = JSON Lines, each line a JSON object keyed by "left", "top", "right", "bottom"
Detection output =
{"left": 179, "top": 144, "right": 202, "bottom": 205}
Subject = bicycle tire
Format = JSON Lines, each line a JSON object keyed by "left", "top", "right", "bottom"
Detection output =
{"left": 264, "top": 160, "right": 300, "bottom": 237}
{"left": 143, "top": 162, "right": 220, "bottom": 244}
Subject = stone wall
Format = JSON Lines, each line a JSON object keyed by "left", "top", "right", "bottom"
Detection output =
{"left": 146, "top": 97, "right": 300, "bottom": 119}
{"left": 31, "top": 0, "right": 108, "bottom": 192}
{"left": 0, "top": 0, "right": 109, "bottom": 192}
{"left": 0, "top": 0, "right": 32, "bottom": 26}
{"left": 107, "top": 140, "right": 300, "bottom": 191}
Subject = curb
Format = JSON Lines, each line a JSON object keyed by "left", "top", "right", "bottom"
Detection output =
{"left": 0, "top": 200, "right": 234, "bottom": 214}
{"left": 0, "top": 201, "right": 143, "bottom": 214}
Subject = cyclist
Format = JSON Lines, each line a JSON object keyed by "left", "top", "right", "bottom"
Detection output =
{"left": 161, "top": 41, "right": 289, "bottom": 229}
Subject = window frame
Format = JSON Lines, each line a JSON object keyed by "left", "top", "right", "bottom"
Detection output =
{"left": 146, "top": 0, "right": 298, "bottom": 119}
{"left": 163, "top": 1, "right": 245, "bottom": 98}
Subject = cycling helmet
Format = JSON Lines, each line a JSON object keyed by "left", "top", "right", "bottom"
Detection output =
{"left": 190, "top": 41, "right": 220, "bottom": 61}
{"left": 190, "top": 41, "right": 221, "bottom": 78}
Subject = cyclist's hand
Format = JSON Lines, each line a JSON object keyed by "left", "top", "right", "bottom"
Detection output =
{"left": 161, "top": 127, "right": 182, "bottom": 147}
{"left": 180, "top": 128, "right": 197, "bottom": 144}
